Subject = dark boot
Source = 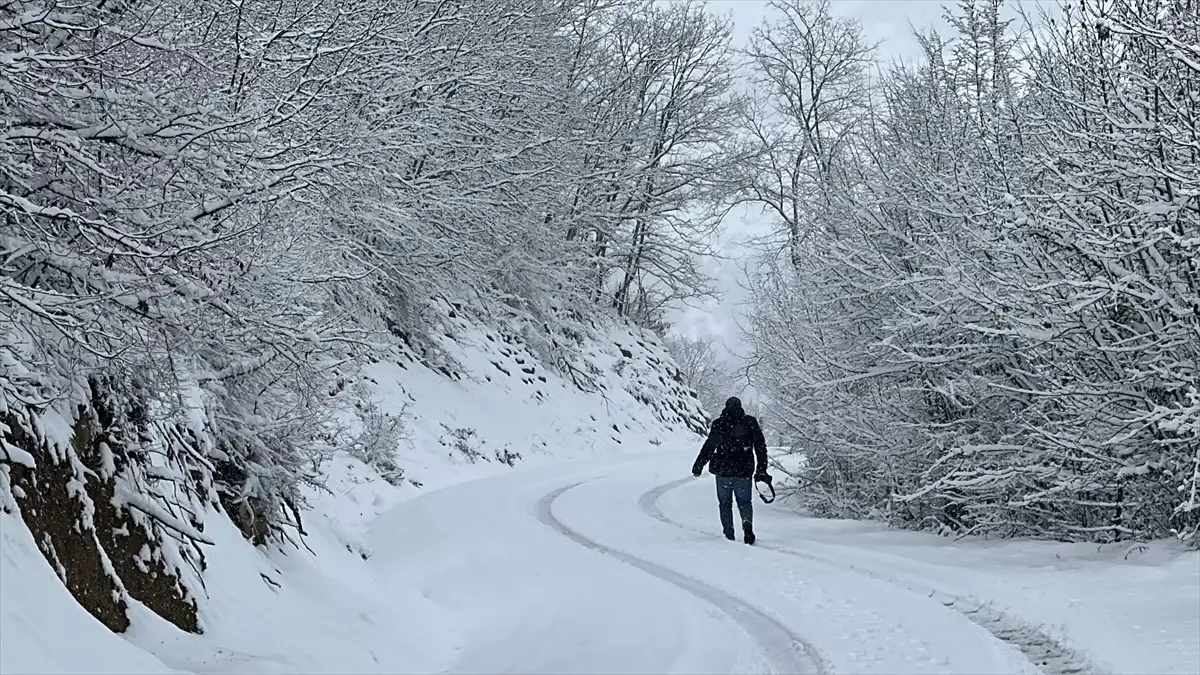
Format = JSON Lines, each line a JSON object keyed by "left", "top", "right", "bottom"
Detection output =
{"left": 743, "top": 520, "right": 755, "bottom": 545}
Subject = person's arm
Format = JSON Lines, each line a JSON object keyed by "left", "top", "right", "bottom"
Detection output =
{"left": 692, "top": 425, "right": 717, "bottom": 476}
{"left": 751, "top": 418, "right": 770, "bottom": 480}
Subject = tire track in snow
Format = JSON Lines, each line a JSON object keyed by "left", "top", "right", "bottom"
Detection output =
{"left": 640, "top": 479, "right": 1103, "bottom": 675}
{"left": 537, "top": 482, "right": 829, "bottom": 675}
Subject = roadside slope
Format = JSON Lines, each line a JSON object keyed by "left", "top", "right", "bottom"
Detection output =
{"left": 1, "top": 307, "right": 707, "bottom": 674}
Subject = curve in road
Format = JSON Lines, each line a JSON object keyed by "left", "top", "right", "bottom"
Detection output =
{"left": 537, "top": 481, "right": 830, "bottom": 675}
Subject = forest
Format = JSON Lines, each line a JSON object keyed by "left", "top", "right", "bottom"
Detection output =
{"left": 2, "top": 0, "right": 1197, "bottom": 555}
{"left": 742, "top": 0, "right": 1200, "bottom": 544}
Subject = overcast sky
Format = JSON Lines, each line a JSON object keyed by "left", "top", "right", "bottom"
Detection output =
{"left": 665, "top": 0, "right": 1054, "bottom": 403}
{"left": 705, "top": 0, "right": 957, "bottom": 60}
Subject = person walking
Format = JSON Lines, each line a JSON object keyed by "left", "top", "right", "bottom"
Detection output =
{"left": 691, "top": 397, "right": 771, "bottom": 544}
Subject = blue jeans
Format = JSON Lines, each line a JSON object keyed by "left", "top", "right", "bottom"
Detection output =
{"left": 715, "top": 476, "right": 753, "bottom": 538}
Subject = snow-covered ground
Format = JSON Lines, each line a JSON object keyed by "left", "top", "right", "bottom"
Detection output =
{"left": 7, "top": 446, "right": 1198, "bottom": 675}
{"left": 357, "top": 302, "right": 704, "bottom": 491}
{"left": 367, "top": 453, "right": 1199, "bottom": 675}
{"left": 5, "top": 446, "right": 1199, "bottom": 674}
{"left": 656, "top": 470, "right": 1200, "bottom": 675}
{"left": 2, "top": 310, "right": 1197, "bottom": 674}
{"left": 754, "top": 512, "right": 1200, "bottom": 675}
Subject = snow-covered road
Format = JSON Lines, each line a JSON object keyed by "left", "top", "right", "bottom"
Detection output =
{"left": 367, "top": 454, "right": 1086, "bottom": 675}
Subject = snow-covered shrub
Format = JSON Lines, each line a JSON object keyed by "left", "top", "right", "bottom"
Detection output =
{"left": 440, "top": 426, "right": 485, "bottom": 464}
{"left": 347, "top": 397, "right": 409, "bottom": 487}
{"left": 494, "top": 447, "right": 522, "bottom": 467}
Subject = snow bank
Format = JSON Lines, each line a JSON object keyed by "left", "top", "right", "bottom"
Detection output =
{"left": 0, "top": 308, "right": 706, "bottom": 674}
{"left": 0, "top": 510, "right": 175, "bottom": 674}
{"left": 360, "top": 302, "right": 706, "bottom": 491}
{"left": 117, "top": 456, "right": 457, "bottom": 675}
{"left": 0, "top": 448, "right": 452, "bottom": 675}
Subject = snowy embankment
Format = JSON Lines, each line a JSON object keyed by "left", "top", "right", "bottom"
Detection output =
{"left": 0, "top": 305, "right": 705, "bottom": 675}
{"left": 3, "top": 305, "right": 1197, "bottom": 674}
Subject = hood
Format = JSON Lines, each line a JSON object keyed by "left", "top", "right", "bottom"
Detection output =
{"left": 721, "top": 396, "right": 744, "bottom": 420}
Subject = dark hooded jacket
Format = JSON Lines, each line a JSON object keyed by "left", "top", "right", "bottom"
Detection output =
{"left": 692, "top": 398, "right": 768, "bottom": 479}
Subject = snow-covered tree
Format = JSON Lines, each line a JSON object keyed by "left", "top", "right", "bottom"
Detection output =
{"left": 738, "top": 0, "right": 876, "bottom": 266}
{"left": 554, "top": 0, "right": 742, "bottom": 326}
{"left": 663, "top": 333, "right": 734, "bottom": 417}
{"left": 744, "top": 0, "right": 1200, "bottom": 544}
{"left": 0, "top": 0, "right": 743, "bottom": 565}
